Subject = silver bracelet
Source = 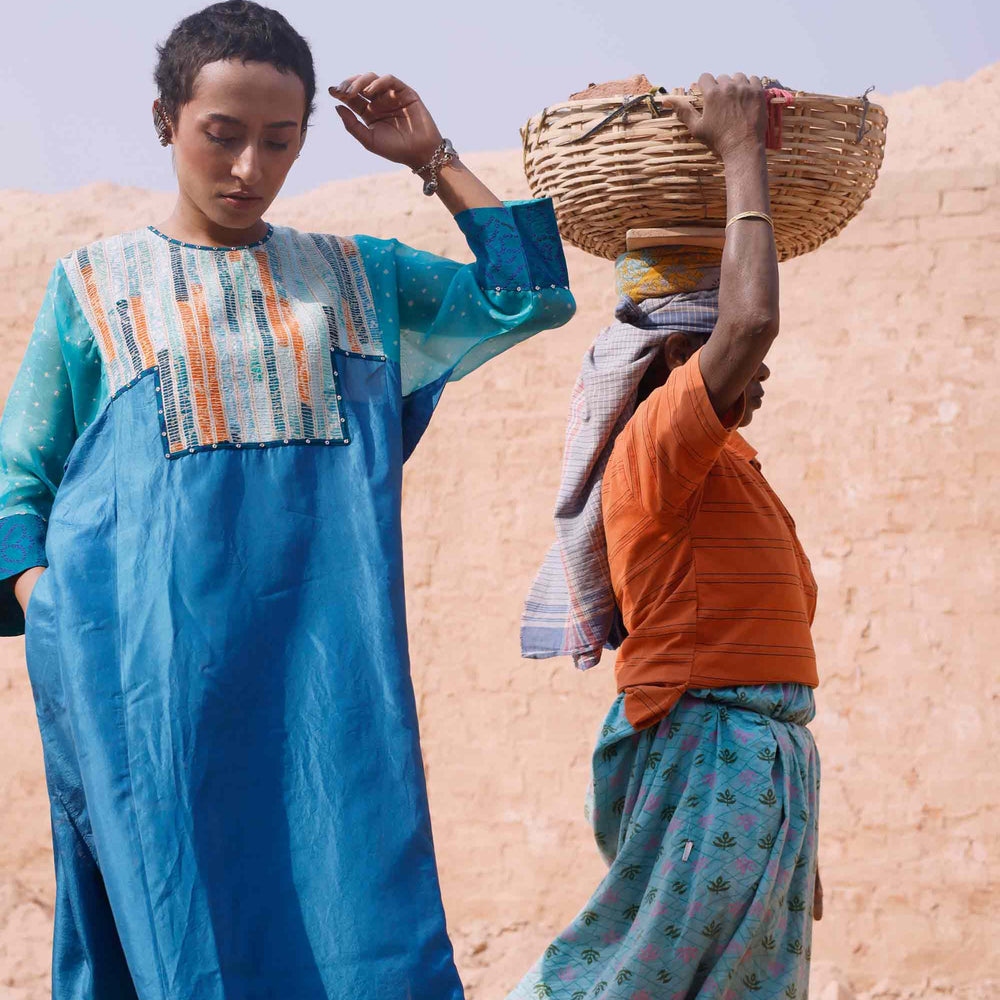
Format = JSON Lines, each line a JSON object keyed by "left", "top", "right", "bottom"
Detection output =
{"left": 413, "top": 139, "right": 457, "bottom": 196}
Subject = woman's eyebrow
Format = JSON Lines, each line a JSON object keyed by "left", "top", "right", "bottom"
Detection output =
{"left": 206, "top": 112, "right": 299, "bottom": 128}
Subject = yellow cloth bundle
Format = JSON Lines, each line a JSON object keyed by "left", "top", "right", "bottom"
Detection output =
{"left": 615, "top": 246, "right": 723, "bottom": 305}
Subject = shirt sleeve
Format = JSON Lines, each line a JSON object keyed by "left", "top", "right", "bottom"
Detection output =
{"left": 614, "top": 348, "right": 744, "bottom": 517}
{"left": 355, "top": 198, "right": 576, "bottom": 458}
{"left": 0, "top": 261, "right": 105, "bottom": 635}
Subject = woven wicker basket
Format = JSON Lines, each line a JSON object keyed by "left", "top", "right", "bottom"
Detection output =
{"left": 521, "top": 86, "right": 888, "bottom": 261}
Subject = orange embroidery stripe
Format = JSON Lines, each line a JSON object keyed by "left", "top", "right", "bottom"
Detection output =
{"left": 128, "top": 296, "right": 157, "bottom": 370}
{"left": 256, "top": 250, "right": 311, "bottom": 407}
{"left": 191, "top": 285, "right": 227, "bottom": 445}
{"left": 255, "top": 252, "right": 289, "bottom": 348}
{"left": 79, "top": 263, "right": 117, "bottom": 363}
{"left": 337, "top": 240, "right": 365, "bottom": 353}
{"left": 177, "top": 298, "right": 214, "bottom": 446}
{"left": 278, "top": 297, "right": 311, "bottom": 406}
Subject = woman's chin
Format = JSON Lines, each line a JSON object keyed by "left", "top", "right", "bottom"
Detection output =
{"left": 208, "top": 199, "right": 267, "bottom": 232}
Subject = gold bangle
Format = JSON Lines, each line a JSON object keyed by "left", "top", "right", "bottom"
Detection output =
{"left": 726, "top": 210, "right": 774, "bottom": 230}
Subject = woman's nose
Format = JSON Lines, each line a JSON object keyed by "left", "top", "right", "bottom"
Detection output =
{"left": 232, "top": 144, "right": 263, "bottom": 186}
{"left": 757, "top": 362, "right": 771, "bottom": 383}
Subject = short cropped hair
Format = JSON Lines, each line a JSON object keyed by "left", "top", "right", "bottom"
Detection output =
{"left": 154, "top": 1, "right": 316, "bottom": 130}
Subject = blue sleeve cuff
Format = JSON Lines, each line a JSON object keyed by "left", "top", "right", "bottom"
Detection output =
{"left": 0, "top": 513, "right": 48, "bottom": 637}
{"left": 454, "top": 198, "right": 570, "bottom": 294}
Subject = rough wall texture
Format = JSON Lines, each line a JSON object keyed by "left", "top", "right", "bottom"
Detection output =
{"left": 1, "top": 68, "right": 998, "bottom": 1000}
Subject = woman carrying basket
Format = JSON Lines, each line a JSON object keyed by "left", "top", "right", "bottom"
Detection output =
{"left": 0, "top": 3, "right": 574, "bottom": 997}
{"left": 516, "top": 73, "right": 821, "bottom": 999}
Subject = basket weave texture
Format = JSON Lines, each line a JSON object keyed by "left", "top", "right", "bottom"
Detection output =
{"left": 521, "top": 88, "right": 888, "bottom": 261}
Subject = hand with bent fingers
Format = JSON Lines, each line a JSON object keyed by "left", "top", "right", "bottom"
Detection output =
{"left": 329, "top": 74, "right": 443, "bottom": 171}
{"left": 661, "top": 72, "right": 768, "bottom": 163}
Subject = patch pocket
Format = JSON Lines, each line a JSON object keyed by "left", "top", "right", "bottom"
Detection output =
{"left": 333, "top": 347, "right": 388, "bottom": 409}
{"left": 329, "top": 349, "right": 391, "bottom": 463}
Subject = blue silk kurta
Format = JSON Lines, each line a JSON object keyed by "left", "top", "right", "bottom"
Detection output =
{"left": 0, "top": 200, "right": 574, "bottom": 1000}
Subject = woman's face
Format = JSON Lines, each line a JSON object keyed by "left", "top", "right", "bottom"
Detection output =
{"left": 165, "top": 59, "right": 306, "bottom": 237}
{"left": 739, "top": 360, "right": 771, "bottom": 427}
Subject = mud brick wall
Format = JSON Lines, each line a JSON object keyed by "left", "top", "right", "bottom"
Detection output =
{"left": 396, "top": 161, "right": 1000, "bottom": 996}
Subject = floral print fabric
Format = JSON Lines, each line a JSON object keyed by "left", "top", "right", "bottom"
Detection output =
{"left": 507, "top": 684, "right": 820, "bottom": 1000}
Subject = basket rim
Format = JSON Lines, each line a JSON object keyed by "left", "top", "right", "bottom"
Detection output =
{"left": 527, "top": 90, "right": 887, "bottom": 121}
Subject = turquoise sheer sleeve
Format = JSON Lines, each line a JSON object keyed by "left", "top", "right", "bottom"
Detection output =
{"left": 356, "top": 197, "right": 576, "bottom": 398}
{"left": 0, "top": 261, "right": 106, "bottom": 634}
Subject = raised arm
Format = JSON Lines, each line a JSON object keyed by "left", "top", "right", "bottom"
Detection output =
{"left": 664, "top": 73, "right": 778, "bottom": 418}
{"left": 332, "top": 72, "right": 575, "bottom": 457}
{"left": 329, "top": 72, "right": 504, "bottom": 214}
{"left": 354, "top": 196, "right": 574, "bottom": 458}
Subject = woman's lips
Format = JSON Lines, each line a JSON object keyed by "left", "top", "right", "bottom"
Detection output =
{"left": 220, "top": 193, "right": 261, "bottom": 208}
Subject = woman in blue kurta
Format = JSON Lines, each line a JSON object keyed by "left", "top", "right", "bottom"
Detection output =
{"left": 0, "top": 4, "right": 574, "bottom": 998}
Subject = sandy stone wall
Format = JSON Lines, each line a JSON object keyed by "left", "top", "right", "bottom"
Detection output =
{"left": 1, "top": 70, "right": 998, "bottom": 999}
{"left": 398, "top": 160, "right": 1000, "bottom": 1000}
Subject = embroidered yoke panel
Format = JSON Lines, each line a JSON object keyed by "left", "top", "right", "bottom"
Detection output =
{"left": 61, "top": 226, "right": 384, "bottom": 457}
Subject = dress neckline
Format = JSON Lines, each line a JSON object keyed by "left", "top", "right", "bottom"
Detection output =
{"left": 146, "top": 223, "right": 274, "bottom": 252}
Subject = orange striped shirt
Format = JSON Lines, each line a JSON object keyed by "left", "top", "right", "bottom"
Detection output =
{"left": 601, "top": 350, "right": 819, "bottom": 730}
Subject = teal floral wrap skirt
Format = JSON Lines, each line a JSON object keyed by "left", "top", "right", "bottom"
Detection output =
{"left": 507, "top": 684, "right": 820, "bottom": 1000}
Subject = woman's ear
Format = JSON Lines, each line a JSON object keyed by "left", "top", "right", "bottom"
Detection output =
{"left": 296, "top": 125, "right": 308, "bottom": 159}
{"left": 663, "top": 331, "right": 697, "bottom": 371}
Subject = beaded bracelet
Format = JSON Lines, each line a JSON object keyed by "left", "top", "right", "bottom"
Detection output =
{"left": 726, "top": 210, "right": 774, "bottom": 230}
{"left": 413, "top": 139, "right": 458, "bottom": 196}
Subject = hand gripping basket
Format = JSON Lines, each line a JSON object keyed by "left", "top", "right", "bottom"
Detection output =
{"left": 520, "top": 84, "right": 888, "bottom": 261}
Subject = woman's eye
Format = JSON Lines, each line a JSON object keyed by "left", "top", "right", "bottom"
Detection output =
{"left": 205, "top": 133, "right": 289, "bottom": 151}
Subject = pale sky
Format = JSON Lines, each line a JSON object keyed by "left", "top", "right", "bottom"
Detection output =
{"left": 2, "top": 0, "right": 997, "bottom": 197}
